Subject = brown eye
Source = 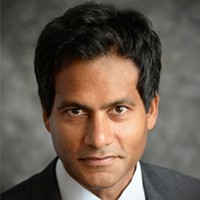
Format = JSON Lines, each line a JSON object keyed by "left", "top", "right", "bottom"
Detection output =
{"left": 112, "top": 106, "right": 128, "bottom": 114}
{"left": 67, "top": 108, "right": 85, "bottom": 116}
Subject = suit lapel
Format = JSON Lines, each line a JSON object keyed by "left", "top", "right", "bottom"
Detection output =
{"left": 31, "top": 157, "right": 62, "bottom": 200}
{"left": 141, "top": 161, "right": 172, "bottom": 200}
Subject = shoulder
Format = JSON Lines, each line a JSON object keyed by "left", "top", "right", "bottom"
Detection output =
{"left": 1, "top": 173, "right": 40, "bottom": 200}
{"left": 141, "top": 161, "right": 200, "bottom": 185}
{"left": 1, "top": 158, "right": 60, "bottom": 200}
{"left": 140, "top": 161, "right": 200, "bottom": 200}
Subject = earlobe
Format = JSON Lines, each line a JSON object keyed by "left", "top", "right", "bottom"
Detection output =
{"left": 147, "top": 94, "right": 159, "bottom": 130}
{"left": 42, "top": 110, "right": 51, "bottom": 133}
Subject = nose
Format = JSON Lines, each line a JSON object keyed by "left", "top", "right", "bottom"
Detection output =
{"left": 84, "top": 113, "right": 114, "bottom": 149}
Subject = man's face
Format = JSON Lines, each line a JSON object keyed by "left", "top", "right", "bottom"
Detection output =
{"left": 44, "top": 54, "right": 159, "bottom": 195}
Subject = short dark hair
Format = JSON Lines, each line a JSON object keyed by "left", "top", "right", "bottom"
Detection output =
{"left": 34, "top": 2, "right": 162, "bottom": 117}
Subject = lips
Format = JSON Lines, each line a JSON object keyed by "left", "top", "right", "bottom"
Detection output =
{"left": 80, "top": 156, "right": 117, "bottom": 167}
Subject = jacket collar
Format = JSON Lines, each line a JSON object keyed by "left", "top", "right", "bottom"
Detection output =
{"left": 31, "top": 157, "right": 61, "bottom": 200}
{"left": 141, "top": 161, "right": 175, "bottom": 200}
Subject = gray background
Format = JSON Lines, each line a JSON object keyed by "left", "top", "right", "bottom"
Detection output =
{"left": 1, "top": 0, "right": 200, "bottom": 192}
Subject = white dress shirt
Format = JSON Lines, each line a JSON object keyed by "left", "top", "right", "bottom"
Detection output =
{"left": 56, "top": 159, "right": 146, "bottom": 200}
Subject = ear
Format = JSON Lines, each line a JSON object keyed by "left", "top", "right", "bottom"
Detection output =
{"left": 147, "top": 94, "right": 159, "bottom": 130}
{"left": 42, "top": 109, "right": 51, "bottom": 133}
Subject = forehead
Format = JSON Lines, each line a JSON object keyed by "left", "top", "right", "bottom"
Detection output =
{"left": 57, "top": 54, "right": 139, "bottom": 84}
{"left": 54, "top": 54, "right": 139, "bottom": 104}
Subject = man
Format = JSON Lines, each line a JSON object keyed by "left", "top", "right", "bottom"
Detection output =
{"left": 2, "top": 2, "right": 200, "bottom": 200}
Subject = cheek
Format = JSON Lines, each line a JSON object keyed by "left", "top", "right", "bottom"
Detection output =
{"left": 49, "top": 118, "right": 83, "bottom": 158}
{"left": 115, "top": 119, "right": 148, "bottom": 155}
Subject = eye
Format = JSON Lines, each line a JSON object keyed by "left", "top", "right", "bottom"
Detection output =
{"left": 111, "top": 106, "right": 129, "bottom": 114}
{"left": 66, "top": 108, "right": 86, "bottom": 116}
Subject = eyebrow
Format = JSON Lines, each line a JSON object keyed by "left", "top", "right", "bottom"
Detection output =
{"left": 57, "top": 101, "right": 91, "bottom": 110}
{"left": 57, "top": 98, "right": 135, "bottom": 111}
{"left": 100, "top": 98, "right": 136, "bottom": 110}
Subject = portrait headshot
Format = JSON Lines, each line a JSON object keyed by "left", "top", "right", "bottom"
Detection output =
{"left": 1, "top": 0, "right": 200, "bottom": 199}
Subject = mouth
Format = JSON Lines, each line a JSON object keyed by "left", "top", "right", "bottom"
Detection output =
{"left": 79, "top": 156, "right": 118, "bottom": 167}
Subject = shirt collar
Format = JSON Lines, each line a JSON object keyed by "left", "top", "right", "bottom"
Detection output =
{"left": 56, "top": 159, "right": 145, "bottom": 200}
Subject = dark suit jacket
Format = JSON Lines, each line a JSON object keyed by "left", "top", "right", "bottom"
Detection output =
{"left": 2, "top": 158, "right": 200, "bottom": 200}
